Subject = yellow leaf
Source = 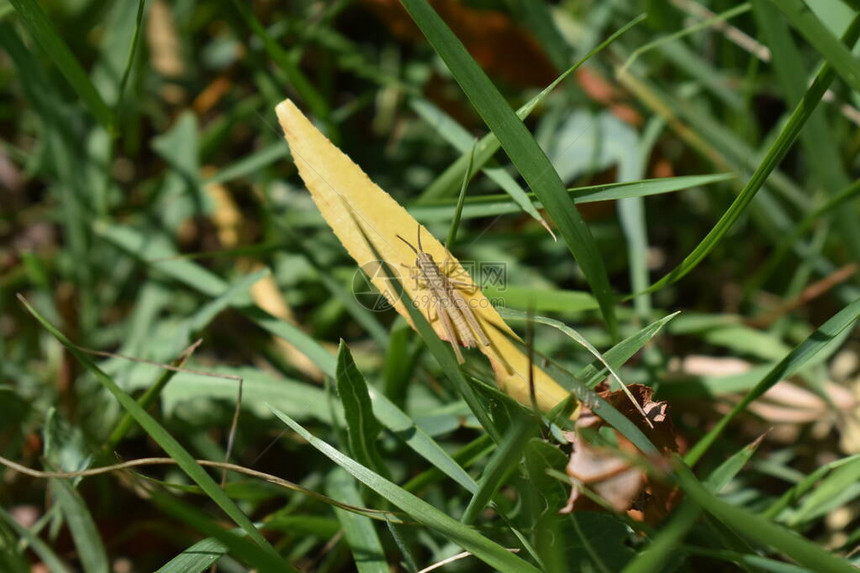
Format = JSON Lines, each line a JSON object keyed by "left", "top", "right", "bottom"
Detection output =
{"left": 275, "top": 98, "right": 578, "bottom": 417}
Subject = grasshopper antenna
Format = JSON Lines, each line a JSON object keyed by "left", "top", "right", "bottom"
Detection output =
{"left": 417, "top": 226, "right": 423, "bottom": 252}
{"left": 397, "top": 234, "right": 418, "bottom": 254}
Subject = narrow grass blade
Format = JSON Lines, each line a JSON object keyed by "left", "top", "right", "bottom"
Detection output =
{"left": 418, "top": 14, "right": 645, "bottom": 203}
{"left": 271, "top": 408, "right": 543, "bottom": 573}
{"left": 150, "top": 489, "right": 293, "bottom": 572}
{"left": 500, "top": 309, "right": 649, "bottom": 423}
{"left": 336, "top": 341, "right": 388, "bottom": 477}
{"left": 790, "top": 457, "right": 860, "bottom": 526}
{"left": 0, "top": 506, "right": 70, "bottom": 573}
{"left": 685, "top": 297, "right": 860, "bottom": 466}
{"left": 18, "top": 297, "right": 280, "bottom": 559}
{"left": 539, "top": 359, "right": 659, "bottom": 456}
{"left": 754, "top": 0, "right": 860, "bottom": 262}
{"left": 576, "top": 312, "right": 680, "bottom": 387}
{"left": 154, "top": 537, "right": 227, "bottom": 573}
{"left": 635, "top": 14, "right": 860, "bottom": 294}
{"left": 461, "top": 416, "right": 534, "bottom": 524}
{"left": 8, "top": 0, "right": 112, "bottom": 129}
{"left": 703, "top": 435, "right": 765, "bottom": 493}
{"left": 96, "top": 224, "right": 480, "bottom": 492}
{"left": 620, "top": 501, "right": 700, "bottom": 573}
{"left": 410, "top": 174, "right": 734, "bottom": 223}
{"left": 326, "top": 470, "right": 388, "bottom": 573}
{"left": 226, "top": 0, "right": 329, "bottom": 122}
{"left": 768, "top": 0, "right": 860, "bottom": 95}
{"left": 446, "top": 139, "right": 477, "bottom": 248}
{"left": 673, "top": 461, "right": 857, "bottom": 573}
{"left": 105, "top": 269, "right": 269, "bottom": 451}
{"left": 764, "top": 453, "right": 860, "bottom": 520}
{"left": 50, "top": 478, "right": 109, "bottom": 573}
{"left": 400, "top": 0, "right": 633, "bottom": 337}
{"left": 365, "top": 391, "right": 478, "bottom": 493}
{"left": 203, "top": 144, "right": 291, "bottom": 185}
{"left": 411, "top": 99, "right": 551, "bottom": 235}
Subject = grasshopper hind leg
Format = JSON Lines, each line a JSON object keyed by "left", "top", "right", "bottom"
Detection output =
{"left": 436, "top": 299, "right": 465, "bottom": 363}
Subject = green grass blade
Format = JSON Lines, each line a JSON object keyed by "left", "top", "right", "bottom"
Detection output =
{"left": 104, "top": 269, "right": 269, "bottom": 451}
{"left": 538, "top": 360, "right": 659, "bottom": 455}
{"left": 8, "top": 0, "right": 112, "bottom": 129}
{"left": 685, "top": 297, "right": 860, "bottom": 466}
{"left": 790, "top": 457, "right": 860, "bottom": 526}
{"left": 336, "top": 341, "right": 388, "bottom": 477}
{"left": 50, "top": 478, "right": 109, "bottom": 573}
{"left": 0, "top": 506, "right": 70, "bottom": 573}
{"left": 18, "top": 297, "right": 281, "bottom": 560}
{"left": 150, "top": 490, "right": 293, "bottom": 572}
{"left": 410, "top": 173, "right": 734, "bottom": 223}
{"left": 203, "top": 144, "right": 291, "bottom": 185}
{"left": 446, "top": 139, "right": 477, "bottom": 248}
{"left": 400, "top": 0, "right": 641, "bottom": 337}
{"left": 702, "top": 436, "right": 764, "bottom": 493}
{"left": 366, "top": 389, "right": 479, "bottom": 493}
{"left": 411, "top": 99, "right": 550, "bottom": 234}
{"left": 620, "top": 502, "right": 701, "bottom": 573}
{"left": 95, "top": 223, "right": 481, "bottom": 492}
{"left": 673, "top": 461, "right": 857, "bottom": 573}
{"left": 461, "top": 415, "right": 534, "bottom": 524}
{"left": 271, "top": 408, "right": 543, "bottom": 573}
{"left": 326, "top": 470, "right": 388, "bottom": 573}
{"left": 764, "top": 453, "right": 860, "bottom": 520}
{"left": 636, "top": 13, "right": 860, "bottom": 295}
{"left": 418, "top": 14, "right": 645, "bottom": 203}
{"left": 576, "top": 311, "right": 681, "bottom": 386}
{"left": 753, "top": 0, "right": 860, "bottom": 262}
{"left": 500, "top": 309, "right": 645, "bottom": 416}
{"left": 226, "top": 0, "right": 329, "bottom": 122}
{"left": 768, "top": 0, "right": 860, "bottom": 95}
{"left": 154, "top": 537, "right": 227, "bottom": 573}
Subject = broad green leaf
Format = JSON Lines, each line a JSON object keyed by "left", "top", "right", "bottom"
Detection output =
{"left": 336, "top": 341, "right": 388, "bottom": 476}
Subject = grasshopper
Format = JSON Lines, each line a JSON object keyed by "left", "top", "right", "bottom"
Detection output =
{"left": 397, "top": 227, "right": 490, "bottom": 363}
